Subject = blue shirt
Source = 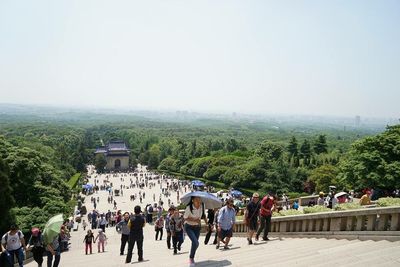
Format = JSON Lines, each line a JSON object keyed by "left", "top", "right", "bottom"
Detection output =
{"left": 217, "top": 206, "right": 236, "bottom": 230}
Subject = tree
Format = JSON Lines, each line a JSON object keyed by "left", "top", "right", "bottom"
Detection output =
{"left": 338, "top": 125, "right": 400, "bottom": 190}
{"left": 314, "top": 134, "right": 328, "bottom": 154}
{"left": 307, "top": 164, "right": 338, "bottom": 193}
{"left": 225, "top": 139, "right": 239, "bottom": 153}
{"left": 300, "top": 139, "right": 312, "bottom": 164}
{"left": 94, "top": 153, "right": 107, "bottom": 172}
{"left": 256, "top": 141, "right": 283, "bottom": 162}
{"left": 287, "top": 136, "right": 298, "bottom": 157}
{"left": 0, "top": 157, "right": 15, "bottom": 234}
{"left": 148, "top": 144, "right": 161, "bottom": 169}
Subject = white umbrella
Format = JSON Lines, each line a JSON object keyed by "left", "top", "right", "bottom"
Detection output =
{"left": 335, "top": 192, "right": 347, "bottom": 198}
{"left": 180, "top": 191, "right": 223, "bottom": 209}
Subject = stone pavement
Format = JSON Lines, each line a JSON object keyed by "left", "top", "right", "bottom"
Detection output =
{"left": 26, "top": 222, "right": 400, "bottom": 267}
{"left": 25, "top": 166, "right": 400, "bottom": 266}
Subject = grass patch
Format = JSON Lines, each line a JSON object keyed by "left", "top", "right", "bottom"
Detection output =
{"left": 67, "top": 173, "right": 81, "bottom": 189}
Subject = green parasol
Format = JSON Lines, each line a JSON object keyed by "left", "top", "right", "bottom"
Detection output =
{"left": 43, "top": 214, "right": 64, "bottom": 244}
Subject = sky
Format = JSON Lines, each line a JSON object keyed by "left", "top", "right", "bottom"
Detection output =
{"left": 0, "top": 0, "right": 399, "bottom": 118}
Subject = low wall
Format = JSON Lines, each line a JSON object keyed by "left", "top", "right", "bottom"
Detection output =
{"left": 212, "top": 206, "right": 400, "bottom": 241}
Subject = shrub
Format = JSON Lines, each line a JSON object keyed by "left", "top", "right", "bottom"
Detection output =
{"left": 334, "top": 202, "right": 361, "bottom": 211}
{"left": 303, "top": 206, "right": 331, "bottom": 214}
{"left": 377, "top": 197, "right": 400, "bottom": 207}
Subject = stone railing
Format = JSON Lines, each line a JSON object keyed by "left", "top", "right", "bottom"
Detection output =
{"left": 228, "top": 206, "right": 400, "bottom": 241}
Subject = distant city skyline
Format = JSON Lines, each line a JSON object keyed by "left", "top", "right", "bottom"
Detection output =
{"left": 0, "top": 1, "right": 399, "bottom": 118}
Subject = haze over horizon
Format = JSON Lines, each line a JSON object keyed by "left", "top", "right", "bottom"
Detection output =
{"left": 0, "top": 1, "right": 399, "bottom": 118}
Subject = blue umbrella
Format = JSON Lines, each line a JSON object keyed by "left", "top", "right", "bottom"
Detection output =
{"left": 180, "top": 191, "right": 222, "bottom": 209}
{"left": 191, "top": 180, "right": 205, "bottom": 187}
{"left": 230, "top": 190, "right": 243, "bottom": 198}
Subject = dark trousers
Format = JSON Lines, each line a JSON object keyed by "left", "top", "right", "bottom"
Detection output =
{"left": 7, "top": 247, "right": 24, "bottom": 267}
{"left": 256, "top": 215, "right": 272, "bottom": 239}
{"left": 120, "top": 234, "right": 129, "bottom": 254}
{"left": 126, "top": 236, "right": 143, "bottom": 263}
{"left": 204, "top": 224, "right": 217, "bottom": 244}
{"left": 32, "top": 247, "right": 44, "bottom": 265}
{"left": 155, "top": 228, "right": 163, "bottom": 240}
{"left": 172, "top": 231, "right": 183, "bottom": 252}
{"left": 166, "top": 230, "right": 171, "bottom": 249}
{"left": 100, "top": 224, "right": 106, "bottom": 233}
{"left": 46, "top": 251, "right": 60, "bottom": 267}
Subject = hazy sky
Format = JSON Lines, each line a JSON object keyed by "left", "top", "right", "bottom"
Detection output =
{"left": 0, "top": 1, "right": 399, "bottom": 118}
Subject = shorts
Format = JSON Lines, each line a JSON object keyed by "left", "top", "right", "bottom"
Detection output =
{"left": 248, "top": 218, "right": 258, "bottom": 231}
{"left": 219, "top": 228, "right": 233, "bottom": 239}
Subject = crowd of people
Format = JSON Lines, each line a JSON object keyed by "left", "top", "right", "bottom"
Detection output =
{"left": 2, "top": 163, "right": 391, "bottom": 267}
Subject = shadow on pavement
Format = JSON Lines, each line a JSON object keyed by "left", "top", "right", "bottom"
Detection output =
{"left": 131, "top": 259, "right": 150, "bottom": 264}
{"left": 196, "top": 259, "right": 232, "bottom": 266}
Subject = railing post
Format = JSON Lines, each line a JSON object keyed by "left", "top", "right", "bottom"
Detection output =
{"left": 322, "top": 218, "right": 330, "bottom": 231}
{"left": 330, "top": 218, "right": 341, "bottom": 231}
{"left": 377, "top": 214, "right": 389, "bottom": 231}
{"left": 390, "top": 213, "right": 400, "bottom": 231}
{"left": 366, "top": 215, "right": 376, "bottom": 231}
{"left": 355, "top": 216, "right": 365, "bottom": 231}
{"left": 346, "top": 216, "right": 355, "bottom": 231}
{"left": 279, "top": 221, "right": 288, "bottom": 232}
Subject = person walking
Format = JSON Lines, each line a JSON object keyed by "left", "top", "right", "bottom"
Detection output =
{"left": 125, "top": 206, "right": 145, "bottom": 263}
{"left": 116, "top": 212, "right": 130, "bottom": 255}
{"left": 94, "top": 229, "right": 107, "bottom": 253}
{"left": 183, "top": 197, "right": 207, "bottom": 267}
{"left": 216, "top": 198, "right": 236, "bottom": 250}
{"left": 46, "top": 231, "right": 62, "bottom": 267}
{"left": 170, "top": 209, "right": 184, "bottom": 255}
{"left": 256, "top": 194, "right": 275, "bottom": 241}
{"left": 27, "top": 228, "right": 45, "bottom": 267}
{"left": 245, "top": 193, "right": 260, "bottom": 245}
{"left": 83, "top": 230, "right": 94, "bottom": 255}
{"left": 99, "top": 215, "right": 107, "bottom": 233}
{"left": 165, "top": 206, "right": 175, "bottom": 249}
{"left": 204, "top": 208, "right": 215, "bottom": 245}
{"left": 1, "top": 224, "right": 26, "bottom": 267}
{"left": 155, "top": 216, "right": 164, "bottom": 241}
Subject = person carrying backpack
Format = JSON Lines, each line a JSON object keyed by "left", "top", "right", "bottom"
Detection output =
{"left": 27, "top": 228, "right": 44, "bottom": 267}
{"left": 126, "top": 206, "right": 146, "bottom": 263}
{"left": 1, "top": 224, "right": 26, "bottom": 267}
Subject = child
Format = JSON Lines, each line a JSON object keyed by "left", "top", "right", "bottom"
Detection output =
{"left": 82, "top": 220, "right": 88, "bottom": 231}
{"left": 170, "top": 209, "right": 184, "bottom": 255}
{"left": 83, "top": 230, "right": 94, "bottom": 254}
{"left": 94, "top": 229, "right": 107, "bottom": 253}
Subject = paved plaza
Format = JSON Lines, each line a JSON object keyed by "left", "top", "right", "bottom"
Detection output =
{"left": 25, "top": 165, "right": 400, "bottom": 267}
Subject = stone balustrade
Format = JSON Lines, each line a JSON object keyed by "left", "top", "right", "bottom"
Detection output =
{"left": 229, "top": 206, "right": 400, "bottom": 241}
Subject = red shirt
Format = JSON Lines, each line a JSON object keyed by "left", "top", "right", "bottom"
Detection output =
{"left": 260, "top": 196, "right": 274, "bottom": 217}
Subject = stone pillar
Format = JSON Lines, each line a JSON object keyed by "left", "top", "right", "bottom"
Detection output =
{"left": 301, "top": 220, "right": 308, "bottom": 232}
{"left": 279, "top": 221, "right": 288, "bottom": 232}
{"left": 390, "top": 213, "right": 400, "bottom": 231}
{"left": 330, "top": 218, "right": 342, "bottom": 231}
{"left": 377, "top": 214, "right": 389, "bottom": 231}
{"left": 366, "top": 215, "right": 376, "bottom": 231}
{"left": 315, "top": 219, "right": 322, "bottom": 232}
{"left": 346, "top": 217, "right": 355, "bottom": 231}
{"left": 355, "top": 216, "right": 365, "bottom": 231}
{"left": 322, "top": 218, "right": 330, "bottom": 231}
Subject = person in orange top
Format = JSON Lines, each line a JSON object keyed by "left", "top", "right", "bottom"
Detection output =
{"left": 360, "top": 191, "right": 372, "bottom": 205}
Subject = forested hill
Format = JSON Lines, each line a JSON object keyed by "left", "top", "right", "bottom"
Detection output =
{"left": 0, "top": 107, "right": 398, "bottom": 235}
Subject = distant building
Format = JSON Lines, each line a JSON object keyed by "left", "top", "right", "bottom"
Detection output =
{"left": 95, "top": 141, "right": 130, "bottom": 170}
